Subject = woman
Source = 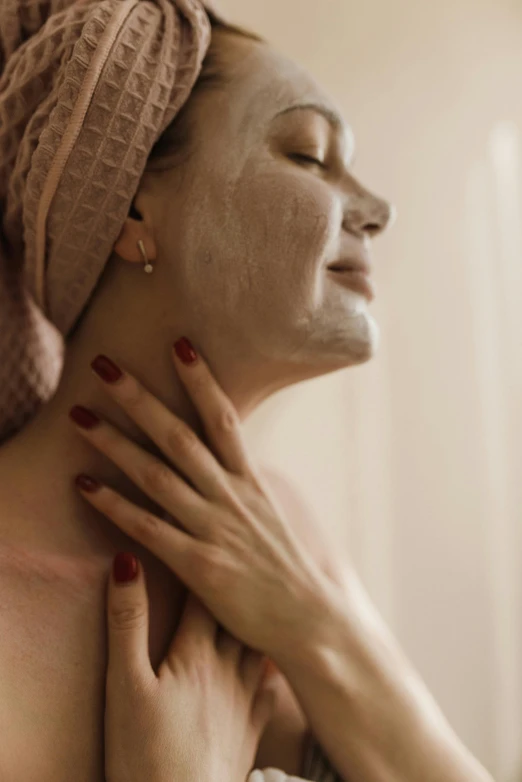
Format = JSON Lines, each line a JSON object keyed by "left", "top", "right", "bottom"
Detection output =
{"left": 85, "top": 341, "right": 495, "bottom": 782}
{"left": 0, "top": 1, "right": 494, "bottom": 780}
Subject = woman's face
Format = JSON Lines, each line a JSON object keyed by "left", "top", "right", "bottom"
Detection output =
{"left": 148, "top": 32, "right": 394, "bottom": 375}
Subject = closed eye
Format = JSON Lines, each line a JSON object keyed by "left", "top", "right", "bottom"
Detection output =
{"left": 288, "top": 153, "right": 325, "bottom": 169}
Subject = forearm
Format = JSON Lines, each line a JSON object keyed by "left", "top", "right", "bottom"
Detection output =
{"left": 274, "top": 573, "right": 494, "bottom": 782}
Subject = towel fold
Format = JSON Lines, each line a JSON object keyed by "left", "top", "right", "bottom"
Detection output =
{"left": 0, "top": 0, "right": 220, "bottom": 444}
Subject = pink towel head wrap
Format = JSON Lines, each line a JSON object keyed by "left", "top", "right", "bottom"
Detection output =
{"left": 0, "top": 0, "right": 222, "bottom": 444}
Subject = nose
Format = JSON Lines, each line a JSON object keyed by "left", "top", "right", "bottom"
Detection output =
{"left": 341, "top": 177, "right": 396, "bottom": 239}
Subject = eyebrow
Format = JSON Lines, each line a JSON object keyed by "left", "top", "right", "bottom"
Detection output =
{"left": 274, "top": 102, "right": 346, "bottom": 133}
{"left": 273, "top": 102, "right": 356, "bottom": 166}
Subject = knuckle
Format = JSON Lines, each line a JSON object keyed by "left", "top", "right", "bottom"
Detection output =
{"left": 196, "top": 545, "right": 226, "bottom": 588}
{"left": 134, "top": 511, "right": 162, "bottom": 543}
{"left": 109, "top": 601, "right": 147, "bottom": 631}
{"left": 142, "top": 460, "right": 173, "bottom": 493}
{"left": 214, "top": 406, "right": 237, "bottom": 437}
{"left": 165, "top": 424, "right": 199, "bottom": 456}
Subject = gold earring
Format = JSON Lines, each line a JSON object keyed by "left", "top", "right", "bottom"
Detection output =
{"left": 137, "top": 239, "right": 154, "bottom": 274}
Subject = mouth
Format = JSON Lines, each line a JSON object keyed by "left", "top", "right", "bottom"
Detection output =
{"left": 327, "top": 259, "right": 375, "bottom": 302}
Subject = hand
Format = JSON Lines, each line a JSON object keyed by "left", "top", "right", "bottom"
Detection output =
{"left": 104, "top": 558, "right": 276, "bottom": 782}
{"left": 70, "top": 339, "right": 343, "bottom": 664}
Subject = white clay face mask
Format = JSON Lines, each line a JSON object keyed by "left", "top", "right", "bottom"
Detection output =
{"left": 162, "top": 36, "right": 382, "bottom": 373}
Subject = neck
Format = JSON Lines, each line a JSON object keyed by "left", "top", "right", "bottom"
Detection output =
{"left": 0, "top": 261, "right": 296, "bottom": 558}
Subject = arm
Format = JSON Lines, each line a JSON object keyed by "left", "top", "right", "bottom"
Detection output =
{"left": 253, "top": 467, "right": 333, "bottom": 778}
{"left": 276, "top": 573, "right": 494, "bottom": 782}
{"left": 254, "top": 467, "right": 351, "bottom": 780}
{"left": 254, "top": 467, "right": 361, "bottom": 781}
{"left": 259, "top": 467, "right": 494, "bottom": 782}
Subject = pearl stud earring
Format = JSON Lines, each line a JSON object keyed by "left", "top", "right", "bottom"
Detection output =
{"left": 137, "top": 239, "right": 154, "bottom": 273}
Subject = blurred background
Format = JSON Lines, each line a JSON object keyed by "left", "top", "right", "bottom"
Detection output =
{"left": 216, "top": 1, "right": 522, "bottom": 780}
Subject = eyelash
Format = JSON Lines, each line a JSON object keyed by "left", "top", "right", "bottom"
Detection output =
{"left": 288, "top": 153, "right": 325, "bottom": 169}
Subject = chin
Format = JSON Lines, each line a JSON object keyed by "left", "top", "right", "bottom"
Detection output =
{"left": 346, "top": 312, "right": 380, "bottom": 365}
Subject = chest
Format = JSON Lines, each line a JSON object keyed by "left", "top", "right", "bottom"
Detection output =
{"left": 0, "top": 463, "right": 317, "bottom": 781}
{"left": 0, "top": 543, "right": 187, "bottom": 782}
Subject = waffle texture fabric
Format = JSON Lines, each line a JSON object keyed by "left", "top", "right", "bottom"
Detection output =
{"left": 0, "top": 0, "right": 218, "bottom": 444}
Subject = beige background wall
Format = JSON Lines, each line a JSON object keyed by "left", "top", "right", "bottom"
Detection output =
{"left": 216, "top": 1, "right": 522, "bottom": 779}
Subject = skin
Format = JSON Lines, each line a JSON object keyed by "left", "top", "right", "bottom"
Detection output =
{"left": 0, "top": 30, "right": 394, "bottom": 780}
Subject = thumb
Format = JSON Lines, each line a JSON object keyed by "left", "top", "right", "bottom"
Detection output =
{"left": 106, "top": 552, "right": 153, "bottom": 684}
{"left": 251, "top": 680, "right": 278, "bottom": 736}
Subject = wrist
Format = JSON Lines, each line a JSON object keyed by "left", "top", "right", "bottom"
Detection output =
{"left": 272, "top": 570, "right": 412, "bottom": 708}
{"left": 269, "top": 571, "right": 495, "bottom": 782}
{"left": 272, "top": 578, "right": 357, "bottom": 684}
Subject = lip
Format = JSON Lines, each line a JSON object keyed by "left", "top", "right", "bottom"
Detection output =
{"left": 327, "top": 257, "right": 375, "bottom": 301}
{"left": 327, "top": 256, "right": 372, "bottom": 275}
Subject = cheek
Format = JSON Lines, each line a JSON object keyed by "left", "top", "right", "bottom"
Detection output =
{"left": 212, "top": 169, "right": 341, "bottom": 351}
{"left": 232, "top": 167, "right": 336, "bottom": 289}
{"left": 172, "top": 158, "right": 340, "bottom": 352}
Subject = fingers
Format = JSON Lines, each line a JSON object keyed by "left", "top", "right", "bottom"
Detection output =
{"left": 75, "top": 479, "right": 202, "bottom": 586}
{"left": 171, "top": 338, "right": 257, "bottom": 479}
{"left": 251, "top": 683, "right": 278, "bottom": 735}
{"left": 242, "top": 651, "right": 279, "bottom": 738}
{"left": 164, "top": 592, "right": 244, "bottom": 676}
{"left": 171, "top": 594, "right": 241, "bottom": 664}
{"left": 88, "top": 353, "right": 232, "bottom": 501}
{"left": 106, "top": 552, "right": 154, "bottom": 687}
{"left": 171, "top": 591, "right": 261, "bottom": 683}
{"left": 70, "top": 414, "right": 210, "bottom": 539}
{"left": 175, "top": 590, "right": 218, "bottom": 646}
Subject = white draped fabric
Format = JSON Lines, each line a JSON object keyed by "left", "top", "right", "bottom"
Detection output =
{"left": 248, "top": 770, "right": 308, "bottom": 782}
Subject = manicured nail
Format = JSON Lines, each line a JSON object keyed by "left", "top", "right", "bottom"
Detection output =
{"left": 113, "top": 552, "right": 139, "bottom": 584}
{"left": 174, "top": 337, "right": 197, "bottom": 365}
{"left": 74, "top": 474, "right": 101, "bottom": 493}
{"left": 69, "top": 405, "right": 100, "bottom": 429}
{"left": 263, "top": 658, "right": 278, "bottom": 678}
{"left": 91, "top": 355, "right": 123, "bottom": 383}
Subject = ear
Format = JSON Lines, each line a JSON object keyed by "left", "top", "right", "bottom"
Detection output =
{"left": 113, "top": 202, "right": 157, "bottom": 266}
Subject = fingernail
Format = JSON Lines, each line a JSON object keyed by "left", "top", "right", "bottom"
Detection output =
{"left": 91, "top": 355, "right": 123, "bottom": 383}
{"left": 174, "top": 337, "right": 197, "bottom": 365}
{"left": 69, "top": 405, "right": 100, "bottom": 429}
{"left": 263, "top": 658, "right": 278, "bottom": 678}
{"left": 113, "top": 552, "right": 139, "bottom": 584}
{"left": 74, "top": 474, "right": 101, "bottom": 493}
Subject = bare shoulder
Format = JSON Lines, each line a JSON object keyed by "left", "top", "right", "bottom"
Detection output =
{"left": 258, "top": 464, "right": 313, "bottom": 517}
{"left": 259, "top": 464, "right": 332, "bottom": 569}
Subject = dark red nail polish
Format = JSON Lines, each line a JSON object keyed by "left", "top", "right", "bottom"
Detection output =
{"left": 69, "top": 405, "right": 100, "bottom": 429}
{"left": 113, "top": 552, "right": 139, "bottom": 584}
{"left": 74, "top": 474, "right": 101, "bottom": 493}
{"left": 91, "top": 355, "right": 123, "bottom": 383}
{"left": 174, "top": 337, "right": 197, "bottom": 365}
{"left": 263, "top": 657, "right": 278, "bottom": 678}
